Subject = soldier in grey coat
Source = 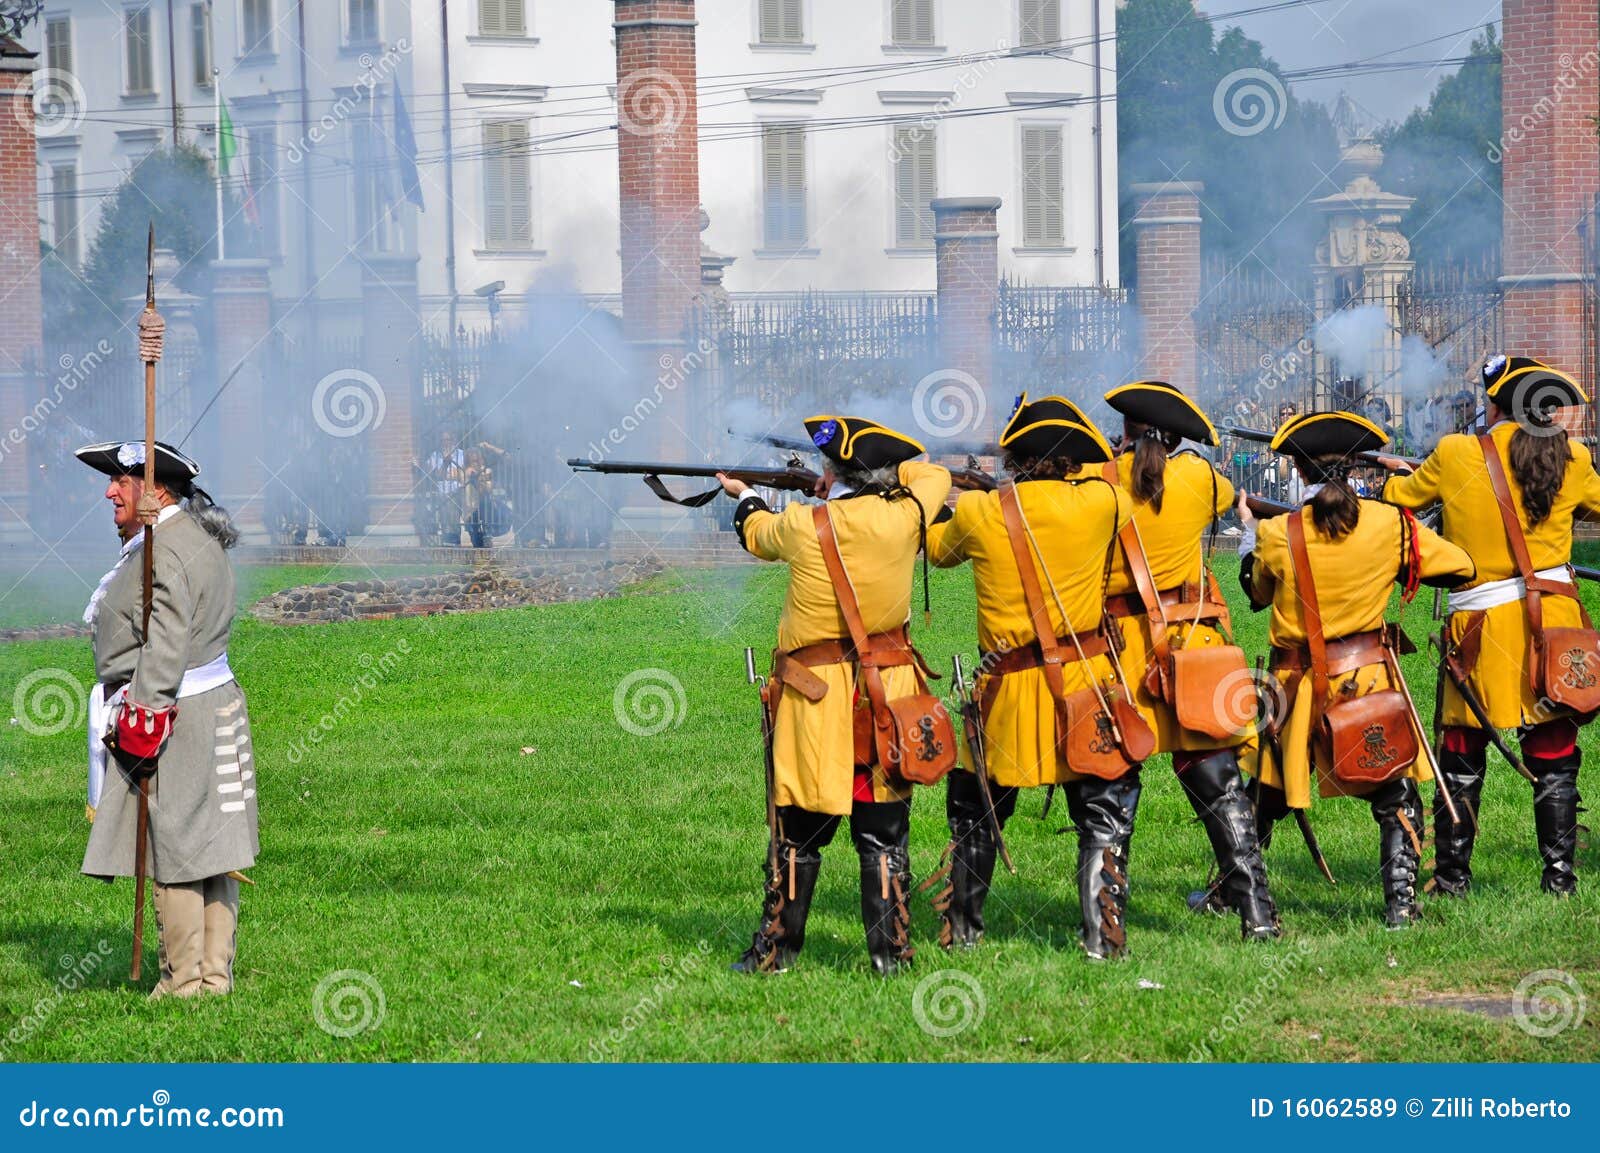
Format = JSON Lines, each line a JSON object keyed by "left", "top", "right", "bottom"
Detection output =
{"left": 77, "top": 440, "right": 257, "bottom": 999}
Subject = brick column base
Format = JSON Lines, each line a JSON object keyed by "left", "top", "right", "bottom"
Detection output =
{"left": 1131, "top": 181, "right": 1204, "bottom": 394}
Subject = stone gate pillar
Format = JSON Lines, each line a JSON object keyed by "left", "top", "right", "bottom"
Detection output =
{"left": 931, "top": 197, "right": 1000, "bottom": 438}
{"left": 1131, "top": 182, "right": 1203, "bottom": 394}
{"left": 0, "top": 38, "right": 42, "bottom": 542}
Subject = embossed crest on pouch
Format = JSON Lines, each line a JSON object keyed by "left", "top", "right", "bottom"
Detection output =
{"left": 1558, "top": 646, "right": 1597, "bottom": 691}
{"left": 1356, "top": 722, "right": 1398, "bottom": 771}
{"left": 913, "top": 714, "right": 944, "bottom": 762}
{"left": 1089, "top": 711, "right": 1119, "bottom": 756}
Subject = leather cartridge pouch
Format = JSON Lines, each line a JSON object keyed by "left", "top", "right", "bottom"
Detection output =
{"left": 1479, "top": 434, "right": 1600, "bottom": 715}
{"left": 1286, "top": 513, "right": 1417, "bottom": 785}
{"left": 999, "top": 481, "right": 1152, "bottom": 779}
{"left": 813, "top": 505, "right": 955, "bottom": 786}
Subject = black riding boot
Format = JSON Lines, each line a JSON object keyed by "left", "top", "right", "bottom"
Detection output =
{"left": 1431, "top": 747, "right": 1485, "bottom": 897}
{"left": 1253, "top": 780, "right": 1291, "bottom": 851}
{"left": 1371, "top": 778, "right": 1424, "bottom": 928}
{"left": 1178, "top": 751, "right": 1280, "bottom": 940}
{"left": 1066, "top": 771, "right": 1141, "bottom": 959}
{"left": 731, "top": 807, "right": 834, "bottom": 973}
{"left": 853, "top": 800, "right": 915, "bottom": 975}
{"left": 1530, "top": 753, "right": 1582, "bottom": 896}
{"left": 934, "top": 771, "right": 1017, "bottom": 949}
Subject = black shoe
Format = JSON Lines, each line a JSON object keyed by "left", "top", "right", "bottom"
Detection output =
{"left": 1531, "top": 753, "right": 1582, "bottom": 896}
{"left": 1067, "top": 772, "right": 1142, "bottom": 959}
{"left": 1372, "top": 778, "right": 1424, "bottom": 928}
{"left": 853, "top": 801, "right": 915, "bottom": 975}
{"left": 730, "top": 844, "right": 821, "bottom": 973}
{"left": 1179, "top": 751, "right": 1280, "bottom": 940}
{"left": 1431, "top": 747, "right": 1485, "bottom": 897}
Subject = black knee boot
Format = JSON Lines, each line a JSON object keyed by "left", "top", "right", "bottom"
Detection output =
{"left": 1178, "top": 751, "right": 1280, "bottom": 940}
{"left": 852, "top": 800, "right": 915, "bottom": 975}
{"left": 731, "top": 807, "right": 834, "bottom": 973}
{"left": 932, "top": 771, "right": 1017, "bottom": 949}
{"left": 1067, "top": 771, "right": 1141, "bottom": 959}
{"left": 1530, "top": 753, "right": 1582, "bottom": 896}
{"left": 1371, "top": 778, "right": 1424, "bottom": 928}
{"left": 1432, "top": 747, "right": 1486, "bottom": 896}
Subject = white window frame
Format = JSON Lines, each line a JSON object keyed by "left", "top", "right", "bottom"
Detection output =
{"left": 190, "top": 2, "right": 213, "bottom": 87}
{"left": 122, "top": 4, "right": 157, "bottom": 98}
{"left": 476, "top": 0, "right": 530, "bottom": 39}
{"left": 238, "top": 0, "right": 276, "bottom": 59}
{"left": 755, "top": 118, "right": 815, "bottom": 256}
{"left": 884, "top": 0, "right": 939, "bottom": 52}
{"left": 1016, "top": 118, "right": 1071, "bottom": 252}
{"left": 43, "top": 11, "right": 73, "bottom": 77}
{"left": 1017, "top": 0, "right": 1063, "bottom": 50}
{"left": 752, "top": 0, "right": 813, "bottom": 52}
{"left": 343, "top": 0, "right": 381, "bottom": 47}
{"left": 479, "top": 117, "right": 538, "bottom": 253}
{"left": 887, "top": 120, "right": 939, "bottom": 253}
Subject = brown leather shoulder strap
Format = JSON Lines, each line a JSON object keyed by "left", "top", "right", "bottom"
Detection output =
{"left": 1103, "top": 460, "right": 1171, "bottom": 666}
{"left": 998, "top": 482, "right": 1069, "bottom": 705}
{"left": 1284, "top": 511, "right": 1331, "bottom": 710}
{"left": 1477, "top": 432, "right": 1547, "bottom": 639}
{"left": 812, "top": 504, "right": 871, "bottom": 652}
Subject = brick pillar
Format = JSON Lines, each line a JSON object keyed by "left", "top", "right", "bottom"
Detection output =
{"left": 209, "top": 259, "right": 272, "bottom": 542}
{"left": 1131, "top": 182, "right": 1204, "bottom": 393}
{"left": 931, "top": 197, "right": 1000, "bottom": 431}
{"left": 360, "top": 254, "right": 419, "bottom": 543}
{"left": 1498, "top": 0, "right": 1600, "bottom": 388}
{"left": 0, "top": 39, "right": 42, "bottom": 542}
{"left": 613, "top": 1, "right": 701, "bottom": 536}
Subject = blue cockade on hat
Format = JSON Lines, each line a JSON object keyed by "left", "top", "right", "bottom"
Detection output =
{"left": 811, "top": 419, "right": 839, "bottom": 449}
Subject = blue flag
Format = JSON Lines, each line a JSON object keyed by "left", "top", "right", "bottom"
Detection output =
{"left": 392, "top": 81, "right": 424, "bottom": 211}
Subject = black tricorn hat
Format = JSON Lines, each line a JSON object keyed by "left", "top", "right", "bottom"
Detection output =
{"left": 1482, "top": 354, "right": 1587, "bottom": 418}
{"left": 1103, "top": 380, "right": 1219, "bottom": 446}
{"left": 75, "top": 440, "right": 201, "bottom": 494}
{"left": 999, "top": 392, "right": 1114, "bottom": 464}
{"left": 1267, "top": 411, "right": 1387, "bottom": 461}
{"left": 803, "top": 415, "right": 925, "bottom": 471}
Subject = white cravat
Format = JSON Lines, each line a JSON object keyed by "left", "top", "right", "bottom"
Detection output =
{"left": 82, "top": 505, "right": 180, "bottom": 626}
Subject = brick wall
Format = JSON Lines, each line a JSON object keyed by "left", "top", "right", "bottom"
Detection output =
{"left": 0, "top": 40, "right": 42, "bottom": 538}
{"left": 1498, "top": 0, "right": 1600, "bottom": 379}
{"left": 1131, "top": 182, "right": 1204, "bottom": 394}
{"left": 932, "top": 197, "right": 1000, "bottom": 422}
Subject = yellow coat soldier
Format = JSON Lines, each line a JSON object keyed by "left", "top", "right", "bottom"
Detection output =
{"left": 927, "top": 396, "right": 1144, "bottom": 958}
{"left": 1238, "top": 413, "right": 1473, "bottom": 927}
{"left": 1381, "top": 356, "right": 1600, "bottom": 896}
{"left": 719, "top": 417, "right": 952, "bottom": 974}
{"left": 1101, "top": 381, "right": 1278, "bottom": 940}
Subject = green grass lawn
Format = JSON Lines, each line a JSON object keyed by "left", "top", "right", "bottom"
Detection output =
{"left": 0, "top": 555, "right": 1596, "bottom": 1062}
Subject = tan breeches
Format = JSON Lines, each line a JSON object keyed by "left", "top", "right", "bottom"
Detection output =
{"left": 151, "top": 874, "right": 239, "bottom": 998}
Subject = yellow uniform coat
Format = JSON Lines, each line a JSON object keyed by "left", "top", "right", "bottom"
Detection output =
{"left": 1105, "top": 451, "right": 1245, "bottom": 753}
{"left": 1246, "top": 501, "right": 1474, "bottom": 809}
{"left": 742, "top": 461, "right": 953, "bottom": 815}
{"left": 1383, "top": 423, "right": 1600, "bottom": 728}
{"left": 927, "top": 477, "right": 1133, "bottom": 787}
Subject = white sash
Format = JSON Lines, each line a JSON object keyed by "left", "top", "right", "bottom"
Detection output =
{"left": 86, "top": 654, "right": 235, "bottom": 811}
{"left": 1447, "top": 566, "right": 1573, "bottom": 614}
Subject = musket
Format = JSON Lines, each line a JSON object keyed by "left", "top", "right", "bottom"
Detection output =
{"left": 745, "top": 648, "right": 779, "bottom": 883}
{"left": 130, "top": 224, "right": 162, "bottom": 981}
{"left": 728, "top": 428, "right": 997, "bottom": 459}
{"left": 952, "top": 654, "right": 1014, "bottom": 875}
{"left": 1426, "top": 627, "right": 1537, "bottom": 785}
{"left": 949, "top": 454, "right": 997, "bottom": 493}
{"left": 1221, "top": 424, "right": 1422, "bottom": 471}
{"left": 1253, "top": 655, "right": 1336, "bottom": 885}
{"left": 568, "top": 457, "right": 820, "bottom": 507}
{"left": 1381, "top": 627, "right": 1460, "bottom": 826}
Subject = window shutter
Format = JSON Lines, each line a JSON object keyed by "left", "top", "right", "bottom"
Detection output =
{"left": 46, "top": 18, "right": 71, "bottom": 75}
{"left": 481, "top": 0, "right": 503, "bottom": 35}
{"left": 126, "top": 10, "right": 151, "bottom": 93}
{"left": 484, "top": 123, "right": 508, "bottom": 247}
{"left": 892, "top": 1, "right": 934, "bottom": 47}
{"left": 894, "top": 125, "right": 936, "bottom": 247}
{"left": 191, "top": 5, "right": 210, "bottom": 84}
{"left": 53, "top": 166, "right": 79, "bottom": 266}
{"left": 1021, "top": 125, "right": 1064, "bottom": 247}
{"left": 503, "top": 0, "right": 527, "bottom": 35}
{"left": 505, "top": 122, "right": 533, "bottom": 247}
{"left": 1020, "top": 0, "right": 1060, "bottom": 47}
{"left": 763, "top": 124, "right": 807, "bottom": 248}
{"left": 761, "top": 0, "right": 802, "bottom": 44}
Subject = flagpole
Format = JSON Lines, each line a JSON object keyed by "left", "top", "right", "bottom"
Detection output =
{"left": 214, "top": 68, "right": 225, "bottom": 261}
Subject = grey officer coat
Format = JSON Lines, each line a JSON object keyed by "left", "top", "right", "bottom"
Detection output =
{"left": 82, "top": 508, "right": 259, "bottom": 883}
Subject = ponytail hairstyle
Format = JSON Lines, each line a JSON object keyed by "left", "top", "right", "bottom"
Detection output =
{"left": 1298, "top": 454, "right": 1362, "bottom": 540}
{"left": 182, "top": 486, "right": 240, "bottom": 549}
{"left": 1506, "top": 420, "right": 1571, "bottom": 528}
{"left": 1126, "top": 422, "right": 1182, "bottom": 513}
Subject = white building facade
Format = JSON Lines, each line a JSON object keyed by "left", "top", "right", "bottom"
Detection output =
{"left": 29, "top": 0, "right": 1117, "bottom": 330}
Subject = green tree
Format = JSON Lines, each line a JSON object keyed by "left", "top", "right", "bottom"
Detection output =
{"left": 1376, "top": 25, "right": 1502, "bottom": 267}
{"left": 1116, "top": 0, "right": 1340, "bottom": 284}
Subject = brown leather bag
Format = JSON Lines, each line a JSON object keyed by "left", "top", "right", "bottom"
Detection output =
{"left": 813, "top": 505, "right": 956, "bottom": 786}
{"left": 1285, "top": 513, "right": 1418, "bottom": 784}
{"left": 1478, "top": 434, "right": 1600, "bottom": 715}
{"left": 998, "top": 482, "right": 1153, "bottom": 779}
